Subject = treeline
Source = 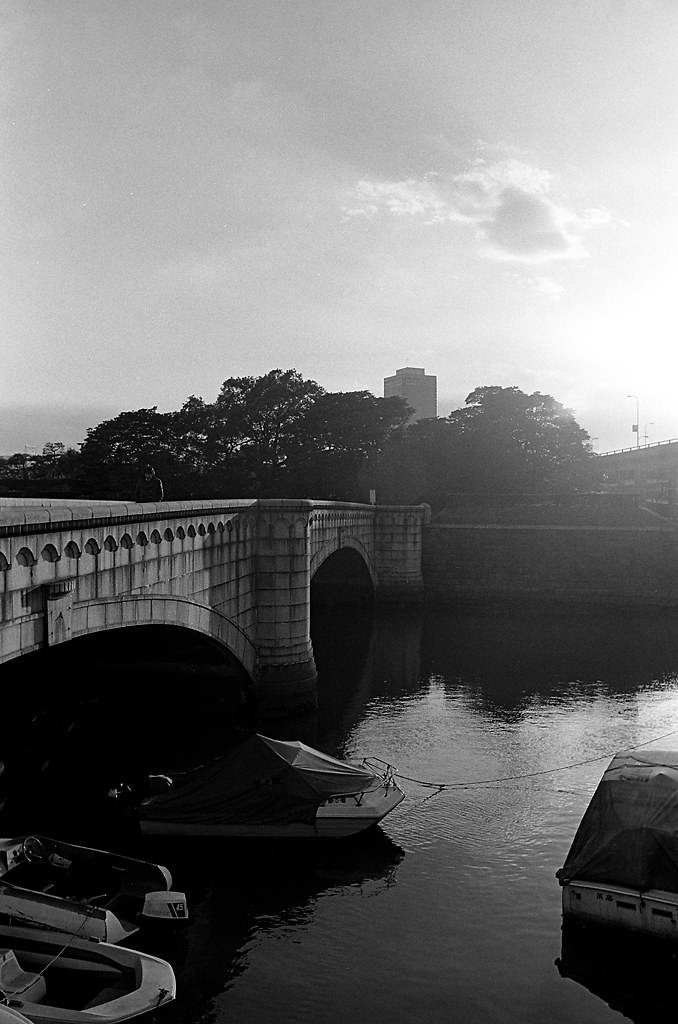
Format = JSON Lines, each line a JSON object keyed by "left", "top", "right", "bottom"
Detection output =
{"left": 0, "top": 370, "right": 595, "bottom": 509}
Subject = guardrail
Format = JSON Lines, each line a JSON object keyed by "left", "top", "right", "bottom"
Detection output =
{"left": 597, "top": 438, "right": 678, "bottom": 457}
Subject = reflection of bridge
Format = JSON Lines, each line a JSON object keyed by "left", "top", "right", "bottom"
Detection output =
{"left": 0, "top": 499, "right": 429, "bottom": 711}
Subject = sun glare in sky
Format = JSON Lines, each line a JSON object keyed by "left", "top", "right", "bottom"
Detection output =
{"left": 2, "top": 1, "right": 677, "bottom": 454}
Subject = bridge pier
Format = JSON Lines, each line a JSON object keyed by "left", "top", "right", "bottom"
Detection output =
{"left": 374, "top": 505, "right": 430, "bottom": 601}
{"left": 253, "top": 501, "right": 318, "bottom": 715}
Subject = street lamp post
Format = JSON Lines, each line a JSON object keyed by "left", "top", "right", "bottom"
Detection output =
{"left": 627, "top": 394, "right": 640, "bottom": 448}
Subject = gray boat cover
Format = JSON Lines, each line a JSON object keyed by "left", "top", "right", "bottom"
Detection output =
{"left": 138, "top": 734, "right": 380, "bottom": 827}
{"left": 557, "top": 749, "right": 678, "bottom": 892}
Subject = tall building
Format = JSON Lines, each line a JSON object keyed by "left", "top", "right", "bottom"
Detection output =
{"left": 383, "top": 367, "right": 437, "bottom": 422}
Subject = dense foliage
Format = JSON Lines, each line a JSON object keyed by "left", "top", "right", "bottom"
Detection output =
{"left": 372, "top": 385, "right": 594, "bottom": 508}
{"left": 0, "top": 375, "right": 594, "bottom": 507}
{"left": 0, "top": 443, "right": 82, "bottom": 498}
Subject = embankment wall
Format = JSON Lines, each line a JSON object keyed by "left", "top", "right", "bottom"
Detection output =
{"left": 423, "top": 524, "right": 678, "bottom": 606}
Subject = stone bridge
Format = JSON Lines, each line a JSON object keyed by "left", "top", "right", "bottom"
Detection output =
{"left": 0, "top": 498, "right": 429, "bottom": 712}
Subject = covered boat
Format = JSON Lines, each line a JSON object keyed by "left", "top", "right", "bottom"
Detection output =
{"left": 557, "top": 748, "right": 678, "bottom": 937}
{"left": 137, "top": 734, "right": 404, "bottom": 839}
{"left": 0, "top": 835, "right": 187, "bottom": 943}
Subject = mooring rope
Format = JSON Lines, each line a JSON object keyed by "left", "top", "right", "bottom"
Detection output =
{"left": 31, "top": 901, "right": 99, "bottom": 978}
{"left": 374, "top": 725, "right": 678, "bottom": 794}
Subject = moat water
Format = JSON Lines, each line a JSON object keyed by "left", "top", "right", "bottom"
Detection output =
{"left": 8, "top": 602, "right": 678, "bottom": 1023}
{"left": 146, "top": 603, "right": 678, "bottom": 1024}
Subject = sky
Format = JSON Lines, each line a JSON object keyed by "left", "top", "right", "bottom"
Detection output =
{"left": 2, "top": 0, "right": 677, "bottom": 455}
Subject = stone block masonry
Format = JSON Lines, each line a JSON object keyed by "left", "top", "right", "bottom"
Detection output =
{"left": 423, "top": 524, "right": 678, "bottom": 606}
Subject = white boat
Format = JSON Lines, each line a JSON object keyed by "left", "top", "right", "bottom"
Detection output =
{"left": 135, "top": 734, "right": 404, "bottom": 839}
{"left": 557, "top": 748, "right": 678, "bottom": 938}
{"left": 0, "top": 1005, "right": 33, "bottom": 1024}
{"left": 0, "top": 835, "right": 187, "bottom": 943}
{"left": 0, "top": 922, "right": 175, "bottom": 1023}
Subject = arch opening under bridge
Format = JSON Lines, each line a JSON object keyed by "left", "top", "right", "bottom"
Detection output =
{"left": 311, "top": 547, "right": 374, "bottom": 607}
{"left": 0, "top": 623, "right": 255, "bottom": 837}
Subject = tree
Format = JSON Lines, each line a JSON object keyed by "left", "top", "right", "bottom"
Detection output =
{"left": 374, "top": 385, "right": 594, "bottom": 509}
{"left": 79, "top": 408, "right": 183, "bottom": 498}
{"left": 449, "top": 386, "right": 593, "bottom": 493}
{"left": 168, "top": 398, "right": 211, "bottom": 467}
{"left": 291, "top": 392, "right": 410, "bottom": 500}
{"left": 42, "top": 442, "right": 66, "bottom": 461}
{"left": 38, "top": 442, "right": 82, "bottom": 481}
{"left": 0, "top": 445, "right": 82, "bottom": 497}
{"left": 213, "top": 369, "right": 325, "bottom": 494}
{"left": 0, "top": 452, "right": 35, "bottom": 483}
{"left": 372, "top": 416, "right": 456, "bottom": 506}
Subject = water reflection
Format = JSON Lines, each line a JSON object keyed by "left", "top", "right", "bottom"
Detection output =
{"left": 140, "top": 830, "right": 405, "bottom": 1024}
{"left": 556, "top": 920, "right": 678, "bottom": 1024}
{"left": 312, "top": 603, "right": 678, "bottom": 741}
{"left": 4, "top": 603, "right": 678, "bottom": 1022}
{"left": 421, "top": 604, "right": 678, "bottom": 714}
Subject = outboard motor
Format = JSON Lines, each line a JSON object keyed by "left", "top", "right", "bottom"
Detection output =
{"left": 141, "top": 890, "right": 189, "bottom": 921}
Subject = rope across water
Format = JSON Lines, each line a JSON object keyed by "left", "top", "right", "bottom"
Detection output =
{"left": 374, "top": 725, "right": 678, "bottom": 794}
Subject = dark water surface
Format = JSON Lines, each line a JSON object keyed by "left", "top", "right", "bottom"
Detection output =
{"left": 134, "top": 604, "right": 678, "bottom": 1024}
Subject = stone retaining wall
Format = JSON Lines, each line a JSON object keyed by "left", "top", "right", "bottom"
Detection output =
{"left": 423, "top": 523, "right": 678, "bottom": 606}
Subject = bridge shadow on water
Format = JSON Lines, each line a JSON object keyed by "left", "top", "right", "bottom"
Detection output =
{"left": 0, "top": 601, "right": 390, "bottom": 842}
{"left": 0, "top": 612, "right": 408, "bottom": 1024}
{"left": 0, "top": 624, "right": 255, "bottom": 845}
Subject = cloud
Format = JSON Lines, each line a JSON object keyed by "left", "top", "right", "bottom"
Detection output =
{"left": 343, "top": 156, "right": 610, "bottom": 264}
{"left": 482, "top": 186, "right": 585, "bottom": 262}
{"left": 343, "top": 179, "right": 454, "bottom": 222}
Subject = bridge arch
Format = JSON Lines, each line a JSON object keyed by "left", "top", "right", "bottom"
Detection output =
{"left": 311, "top": 543, "right": 375, "bottom": 608}
{"left": 310, "top": 536, "right": 375, "bottom": 584}
{"left": 70, "top": 595, "right": 257, "bottom": 681}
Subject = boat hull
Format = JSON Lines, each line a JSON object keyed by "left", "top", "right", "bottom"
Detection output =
{"left": 0, "top": 923, "right": 175, "bottom": 1024}
{"left": 0, "top": 883, "right": 134, "bottom": 944}
{"left": 561, "top": 879, "right": 678, "bottom": 940}
{"left": 0, "top": 835, "right": 186, "bottom": 941}
{"left": 139, "top": 783, "right": 405, "bottom": 839}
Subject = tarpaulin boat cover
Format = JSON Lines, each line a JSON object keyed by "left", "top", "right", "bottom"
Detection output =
{"left": 138, "top": 734, "right": 380, "bottom": 828}
{"left": 557, "top": 749, "right": 678, "bottom": 892}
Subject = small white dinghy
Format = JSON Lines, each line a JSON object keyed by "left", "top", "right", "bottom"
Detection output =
{"left": 0, "top": 922, "right": 175, "bottom": 1023}
{"left": 0, "top": 1004, "right": 33, "bottom": 1024}
{"left": 0, "top": 836, "right": 187, "bottom": 943}
{"left": 136, "top": 734, "right": 405, "bottom": 839}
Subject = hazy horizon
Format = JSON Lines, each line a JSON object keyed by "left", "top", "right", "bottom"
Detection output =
{"left": 4, "top": 1, "right": 676, "bottom": 457}
{"left": 0, "top": 379, "right": 665, "bottom": 459}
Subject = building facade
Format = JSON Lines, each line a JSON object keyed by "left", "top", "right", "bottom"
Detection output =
{"left": 384, "top": 367, "right": 437, "bottom": 422}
